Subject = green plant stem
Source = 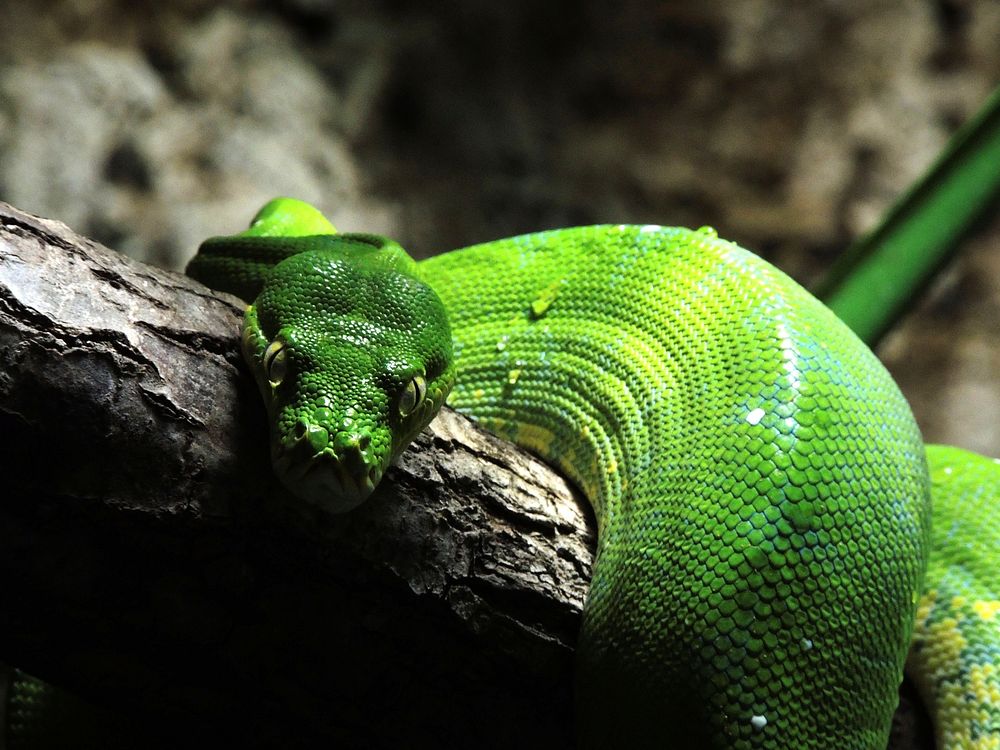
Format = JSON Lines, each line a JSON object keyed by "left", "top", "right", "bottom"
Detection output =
{"left": 817, "top": 85, "right": 1000, "bottom": 346}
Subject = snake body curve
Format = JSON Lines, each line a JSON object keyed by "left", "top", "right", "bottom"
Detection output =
{"left": 186, "top": 198, "right": 999, "bottom": 749}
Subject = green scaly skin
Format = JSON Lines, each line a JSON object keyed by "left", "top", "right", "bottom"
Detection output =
{"left": 186, "top": 198, "right": 999, "bottom": 749}
{"left": 910, "top": 445, "right": 1000, "bottom": 749}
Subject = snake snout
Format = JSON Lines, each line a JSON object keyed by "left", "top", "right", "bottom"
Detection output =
{"left": 275, "top": 417, "right": 384, "bottom": 512}
{"left": 289, "top": 418, "right": 330, "bottom": 455}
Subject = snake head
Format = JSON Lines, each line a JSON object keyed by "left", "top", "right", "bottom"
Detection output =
{"left": 242, "top": 244, "right": 455, "bottom": 513}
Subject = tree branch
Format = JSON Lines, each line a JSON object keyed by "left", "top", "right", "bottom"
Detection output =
{"left": 0, "top": 201, "right": 593, "bottom": 748}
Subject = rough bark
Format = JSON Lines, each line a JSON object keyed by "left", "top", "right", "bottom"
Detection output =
{"left": 0, "top": 201, "right": 592, "bottom": 748}
{"left": 0, "top": 202, "right": 928, "bottom": 748}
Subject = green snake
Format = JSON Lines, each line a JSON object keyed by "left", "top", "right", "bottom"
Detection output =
{"left": 181, "top": 198, "right": 1000, "bottom": 749}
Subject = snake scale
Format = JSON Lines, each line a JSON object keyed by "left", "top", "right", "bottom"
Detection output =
{"left": 7, "top": 198, "right": 996, "bottom": 748}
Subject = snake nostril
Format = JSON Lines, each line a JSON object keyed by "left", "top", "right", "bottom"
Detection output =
{"left": 358, "top": 434, "right": 371, "bottom": 451}
{"left": 293, "top": 420, "right": 308, "bottom": 440}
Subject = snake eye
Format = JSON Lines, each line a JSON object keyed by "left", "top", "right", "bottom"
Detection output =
{"left": 398, "top": 375, "right": 427, "bottom": 417}
{"left": 264, "top": 340, "right": 288, "bottom": 386}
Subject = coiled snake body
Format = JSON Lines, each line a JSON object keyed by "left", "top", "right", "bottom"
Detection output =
{"left": 184, "top": 199, "right": 999, "bottom": 749}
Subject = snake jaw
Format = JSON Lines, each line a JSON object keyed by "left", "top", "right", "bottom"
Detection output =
{"left": 272, "top": 426, "right": 387, "bottom": 513}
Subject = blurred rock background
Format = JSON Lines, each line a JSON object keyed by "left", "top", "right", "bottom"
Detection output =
{"left": 0, "top": 0, "right": 998, "bottom": 452}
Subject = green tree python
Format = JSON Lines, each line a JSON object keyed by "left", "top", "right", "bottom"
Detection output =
{"left": 8, "top": 198, "right": 998, "bottom": 748}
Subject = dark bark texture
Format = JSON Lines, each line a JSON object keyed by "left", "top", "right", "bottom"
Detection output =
{"left": 0, "top": 201, "right": 593, "bottom": 748}
{"left": 0, "top": 202, "right": 928, "bottom": 748}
